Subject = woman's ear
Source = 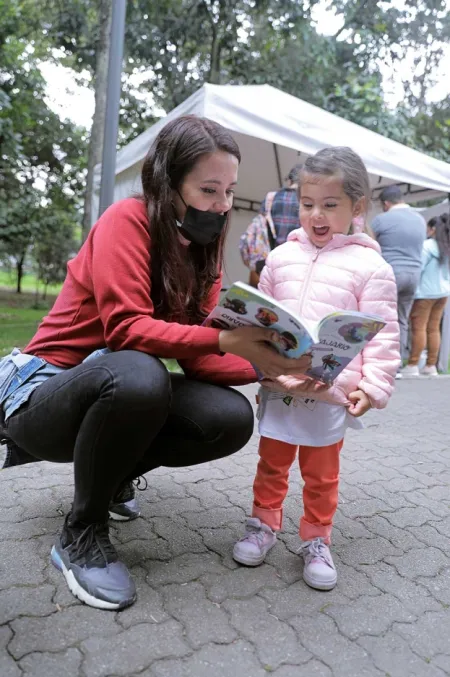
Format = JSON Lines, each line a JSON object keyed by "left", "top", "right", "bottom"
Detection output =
{"left": 172, "top": 189, "right": 186, "bottom": 222}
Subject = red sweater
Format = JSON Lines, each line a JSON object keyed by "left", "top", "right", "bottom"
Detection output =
{"left": 25, "top": 198, "right": 256, "bottom": 386}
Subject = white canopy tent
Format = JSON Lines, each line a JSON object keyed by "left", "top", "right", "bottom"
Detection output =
{"left": 93, "top": 83, "right": 450, "bottom": 370}
{"left": 93, "top": 83, "right": 450, "bottom": 285}
{"left": 418, "top": 199, "right": 450, "bottom": 222}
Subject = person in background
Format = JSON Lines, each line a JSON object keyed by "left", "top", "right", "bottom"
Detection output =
{"left": 260, "top": 163, "right": 303, "bottom": 246}
{"left": 249, "top": 163, "right": 303, "bottom": 287}
{"left": 371, "top": 186, "right": 426, "bottom": 378}
{"left": 403, "top": 213, "right": 450, "bottom": 376}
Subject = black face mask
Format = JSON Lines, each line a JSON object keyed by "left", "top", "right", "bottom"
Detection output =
{"left": 176, "top": 193, "right": 228, "bottom": 246}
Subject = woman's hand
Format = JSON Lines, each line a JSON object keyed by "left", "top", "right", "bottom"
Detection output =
{"left": 218, "top": 327, "right": 312, "bottom": 378}
{"left": 347, "top": 389, "right": 371, "bottom": 417}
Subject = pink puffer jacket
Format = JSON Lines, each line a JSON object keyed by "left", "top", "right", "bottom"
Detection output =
{"left": 259, "top": 228, "right": 401, "bottom": 409}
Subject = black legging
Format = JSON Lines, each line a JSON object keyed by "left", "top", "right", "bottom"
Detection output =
{"left": 2, "top": 351, "right": 254, "bottom": 523}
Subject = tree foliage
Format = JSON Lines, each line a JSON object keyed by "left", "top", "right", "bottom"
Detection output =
{"left": 1, "top": 0, "right": 449, "bottom": 294}
{"left": 29, "top": 0, "right": 450, "bottom": 159}
{"left": 0, "top": 0, "right": 83, "bottom": 291}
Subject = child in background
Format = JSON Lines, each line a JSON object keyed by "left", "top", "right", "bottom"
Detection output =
{"left": 403, "top": 213, "right": 450, "bottom": 376}
{"left": 233, "top": 147, "right": 400, "bottom": 591}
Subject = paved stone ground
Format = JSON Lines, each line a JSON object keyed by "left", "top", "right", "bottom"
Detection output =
{"left": 1, "top": 378, "right": 450, "bottom": 677}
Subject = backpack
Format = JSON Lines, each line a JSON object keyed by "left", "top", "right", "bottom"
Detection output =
{"left": 239, "top": 192, "right": 277, "bottom": 270}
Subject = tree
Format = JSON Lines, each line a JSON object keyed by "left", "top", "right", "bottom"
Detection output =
{"left": 408, "top": 95, "right": 450, "bottom": 162}
{"left": 0, "top": 183, "right": 39, "bottom": 294}
{"left": 0, "top": 0, "right": 85, "bottom": 292}
{"left": 0, "top": 180, "right": 79, "bottom": 294}
{"left": 4, "top": 0, "right": 450, "bottom": 264}
{"left": 33, "top": 205, "right": 78, "bottom": 299}
{"left": 122, "top": 0, "right": 400, "bottom": 139}
{"left": 39, "top": 1, "right": 329, "bottom": 136}
{"left": 326, "top": 0, "right": 450, "bottom": 161}
{"left": 29, "top": 0, "right": 112, "bottom": 242}
{"left": 125, "top": 0, "right": 325, "bottom": 113}
{"left": 81, "top": 0, "right": 112, "bottom": 243}
{"left": 40, "top": 0, "right": 449, "bottom": 162}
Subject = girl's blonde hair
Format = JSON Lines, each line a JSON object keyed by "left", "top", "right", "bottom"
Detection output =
{"left": 300, "top": 146, "right": 372, "bottom": 227}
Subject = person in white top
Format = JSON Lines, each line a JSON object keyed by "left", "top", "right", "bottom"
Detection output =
{"left": 233, "top": 147, "right": 400, "bottom": 591}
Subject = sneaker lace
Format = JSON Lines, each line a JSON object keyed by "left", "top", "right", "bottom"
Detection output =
{"left": 301, "top": 537, "right": 333, "bottom": 567}
{"left": 69, "top": 523, "right": 118, "bottom": 568}
{"left": 113, "top": 475, "right": 147, "bottom": 504}
{"left": 240, "top": 523, "right": 267, "bottom": 547}
{"left": 133, "top": 475, "right": 148, "bottom": 491}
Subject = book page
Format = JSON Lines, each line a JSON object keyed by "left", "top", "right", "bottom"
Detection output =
{"left": 204, "top": 283, "right": 314, "bottom": 358}
{"left": 305, "top": 312, "right": 386, "bottom": 384}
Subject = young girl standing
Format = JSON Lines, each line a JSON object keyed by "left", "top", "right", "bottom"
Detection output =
{"left": 233, "top": 147, "right": 400, "bottom": 591}
{"left": 403, "top": 213, "right": 450, "bottom": 376}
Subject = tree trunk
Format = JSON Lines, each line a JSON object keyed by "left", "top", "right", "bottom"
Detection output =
{"left": 209, "top": 29, "right": 222, "bottom": 84}
{"left": 81, "top": 0, "right": 113, "bottom": 243}
{"left": 16, "top": 255, "right": 25, "bottom": 294}
{"left": 201, "top": 0, "right": 222, "bottom": 84}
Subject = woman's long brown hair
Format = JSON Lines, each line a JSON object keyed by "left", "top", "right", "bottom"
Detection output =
{"left": 429, "top": 213, "right": 450, "bottom": 263}
{"left": 141, "top": 115, "right": 241, "bottom": 324}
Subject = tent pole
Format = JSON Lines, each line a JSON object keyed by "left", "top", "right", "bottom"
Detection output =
{"left": 273, "top": 144, "right": 283, "bottom": 188}
{"left": 438, "top": 193, "right": 450, "bottom": 373}
{"left": 98, "top": 0, "right": 127, "bottom": 217}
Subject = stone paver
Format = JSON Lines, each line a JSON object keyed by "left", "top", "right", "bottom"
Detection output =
{"left": 1, "top": 378, "right": 450, "bottom": 676}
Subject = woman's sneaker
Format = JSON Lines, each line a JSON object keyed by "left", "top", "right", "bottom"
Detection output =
{"left": 51, "top": 515, "right": 136, "bottom": 610}
{"left": 109, "top": 479, "right": 142, "bottom": 521}
{"left": 233, "top": 517, "right": 277, "bottom": 566}
{"left": 300, "top": 537, "right": 337, "bottom": 591}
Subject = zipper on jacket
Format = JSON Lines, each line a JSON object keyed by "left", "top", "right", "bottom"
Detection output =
{"left": 298, "top": 248, "right": 320, "bottom": 317}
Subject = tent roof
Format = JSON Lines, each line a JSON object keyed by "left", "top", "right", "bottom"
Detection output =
{"left": 94, "top": 83, "right": 450, "bottom": 203}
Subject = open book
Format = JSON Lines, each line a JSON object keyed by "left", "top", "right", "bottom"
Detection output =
{"left": 204, "top": 281, "right": 386, "bottom": 384}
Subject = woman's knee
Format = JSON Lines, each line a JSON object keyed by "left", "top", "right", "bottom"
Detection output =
{"left": 98, "top": 351, "right": 171, "bottom": 414}
{"left": 208, "top": 388, "right": 254, "bottom": 453}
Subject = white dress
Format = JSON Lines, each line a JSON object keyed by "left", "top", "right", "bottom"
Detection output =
{"left": 258, "top": 388, "right": 363, "bottom": 447}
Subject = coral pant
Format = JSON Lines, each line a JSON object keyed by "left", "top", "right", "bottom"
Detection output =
{"left": 252, "top": 436, "right": 343, "bottom": 544}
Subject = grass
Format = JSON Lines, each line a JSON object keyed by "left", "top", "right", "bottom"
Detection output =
{"left": 0, "top": 270, "right": 63, "bottom": 357}
{"left": 0, "top": 289, "right": 56, "bottom": 357}
{"left": 0, "top": 287, "right": 183, "bottom": 372}
{"left": 1, "top": 283, "right": 449, "bottom": 374}
{"left": 0, "top": 310, "right": 47, "bottom": 356}
{"left": 0, "top": 270, "right": 63, "bottom": 296}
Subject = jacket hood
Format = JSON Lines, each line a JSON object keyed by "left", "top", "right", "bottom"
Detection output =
{"left": 287, "top": 227, "right": 381, "bottom": 255}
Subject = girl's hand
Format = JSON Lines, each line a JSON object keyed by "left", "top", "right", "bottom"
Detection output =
{"left": 347, "top": 390, "right": 371, "bottom": 417}
{"left": 263, "top": 375, "right": 330, "bottom": 394}
{"left": 218, "top": 327, "right": 312, "bottom": 379}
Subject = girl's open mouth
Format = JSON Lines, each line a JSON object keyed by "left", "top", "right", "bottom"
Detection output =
{"left": 313, "top": 225, "right": 330, "bottom": 237}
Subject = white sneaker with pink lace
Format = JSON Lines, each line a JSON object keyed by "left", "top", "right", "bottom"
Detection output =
{"left": 233, "top": 517, "right": 277, "bottom": 566}
{"left": 301, "top": 537, "right": 337, "bottom": 590}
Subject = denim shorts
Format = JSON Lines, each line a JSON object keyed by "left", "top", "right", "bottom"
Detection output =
{"left": 0, "top": 348, "right": 110, "bottom": 422}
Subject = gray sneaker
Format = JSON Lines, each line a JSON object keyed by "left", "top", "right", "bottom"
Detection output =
{"left": 233, "top": 517, "right": 277, "bottom": 566}
{"left": 51, "top": 516, "right": 136, "bottom": 610}
{"left": 109, "top": 480, "right": 141, "bottom": 521}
